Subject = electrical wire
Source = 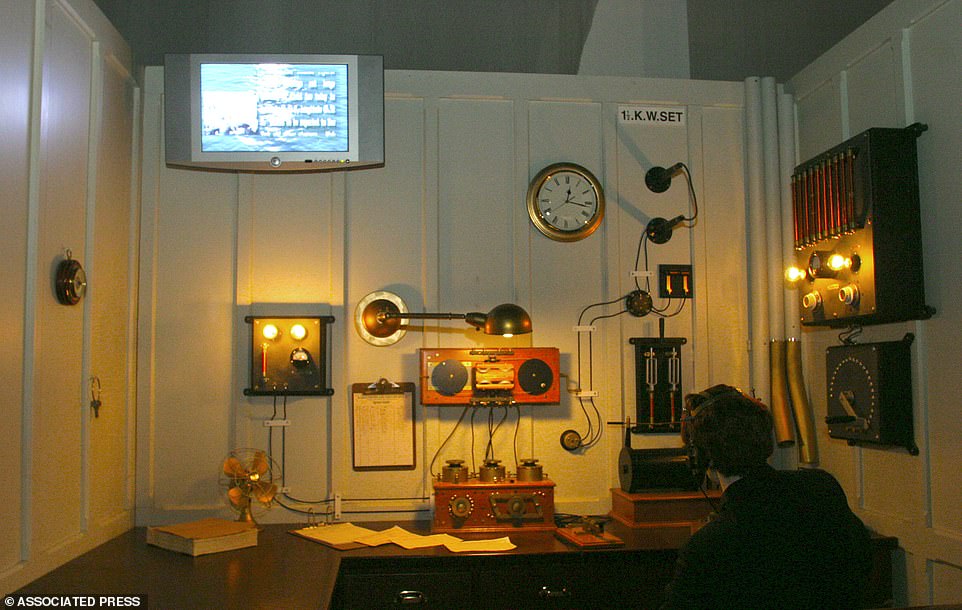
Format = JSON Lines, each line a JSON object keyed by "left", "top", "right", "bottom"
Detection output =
{"left": 511, "top": 405, "right": 521, "bottom": 468}
{"left": 567, "top": 163, "right": 701, "bottom": 446}
{"left": 265, "top": 388, "right": 433, "bottom": 512}
{"left": 428, "top": 406, "right": 469, "bottom": 478}
{"left": 839, "top": 325, "right": 862, "bottom": 345}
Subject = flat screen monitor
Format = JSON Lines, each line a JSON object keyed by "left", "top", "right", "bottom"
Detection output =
{"left": 164, "top": 53, "right": 384, "bottom": 172}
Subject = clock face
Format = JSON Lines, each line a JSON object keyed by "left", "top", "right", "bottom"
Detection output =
{"left": 527, "top": 163, "right": 604, "bottom": 242}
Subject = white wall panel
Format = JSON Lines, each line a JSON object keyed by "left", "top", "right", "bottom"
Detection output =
{"left": 794, "top": 77, "right": 844, "bottom": 160}
{"left": 789, "top": 0, "right": 960, "bottom": 604}
{"left": 614, "top": 106, "right": 692, "bottom": 448}
{"left": 909, "top": 0, "right": 962, "bottom": 540}
{"left": 138, "top": 68, "right": 747, "bottom": 524}
{"left": 527, "top": 100, "right": 608, "bottom": 503}
{"left": 149, "top": 167, "right": 236, "bottom": 512}
{"left": 3, "top": 0, "right": 135, "bottom": 595}
{"left": 0, "top": 0, "right": 33, "bottom": 582}
{"left": 336, "top": 97, "right": 430, "bottom": 510}
{"left": 247, "top": 174, "right": 334, "bottom": 304}
{"left": 932, "top": 561, "right": 962, "bottom": 605}
{"left": 32, "top": 0, "right": 93, "bottom": 552}
{"left": 846, "top": 40, "right": 902, "bottom": 132}
{"left": 88, "top": 51, "right": 137, "bottom": 528}
{"left": 437, "top": 99, "right": 517, "bottom": 327}
{"left": 695, "top": 106, "right": 750, "bottom": 390}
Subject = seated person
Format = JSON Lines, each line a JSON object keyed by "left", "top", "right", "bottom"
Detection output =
{"left": 661, "top": 384, "right": 872, "bottom": 609}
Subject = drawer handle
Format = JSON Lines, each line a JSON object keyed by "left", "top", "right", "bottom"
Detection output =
{"left": 539, "top": 586, "right": 571, "bottom": 599}
{"left": 395, "top": 590, "right": 427, "bottom": 605}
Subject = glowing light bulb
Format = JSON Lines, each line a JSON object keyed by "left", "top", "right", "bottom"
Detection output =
{"left": 290, "top": 323, "right": 308, "bottom": 341}
{"left": 502, "top": 333, "right": 514, "bottom": 338}
{"left": 262, "top": 323, "right": 279, "bottom": 340}
{"left": 785, "top": 266, "right": 807, "bottom": 283}
{"left": 827, "top": 254, "right": 850, "bottom": 271}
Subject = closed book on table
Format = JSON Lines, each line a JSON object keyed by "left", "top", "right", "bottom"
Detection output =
{"left": 147, "top": 518, "right": 257, "bottom": 556}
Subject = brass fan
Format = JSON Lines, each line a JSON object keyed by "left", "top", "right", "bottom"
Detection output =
{"left": 220, "top": 449, "right": 279, "bottom": 525}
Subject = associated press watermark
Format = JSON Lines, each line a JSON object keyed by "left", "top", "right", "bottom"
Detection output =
{"left": 3, "top": 596, "right": 145, "bottom": 608}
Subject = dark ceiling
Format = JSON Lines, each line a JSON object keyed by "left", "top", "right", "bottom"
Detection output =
{"left": 92, "top": 0, "right": 895, "bottom": 82}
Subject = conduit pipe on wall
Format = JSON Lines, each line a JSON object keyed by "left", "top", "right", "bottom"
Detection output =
{"left": 787, "top": 339, "right": 818, "bottom": 464}
{"left": 778, "top": 88, "right": 818, "bottom": 464}
{"left": 769, "top": 340, "right": 794, "bottom": 447}
{"left": 762, "top": 77, "right": 795, "bottom": 447}
{"left": 744, "top": 77, "right": 771, "bottom": 405}
{"left": 747, "top": 78, "right": 821, "bottom": 459}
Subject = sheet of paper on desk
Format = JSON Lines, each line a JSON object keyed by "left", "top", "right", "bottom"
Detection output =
{"left": 354, "top": 525, "right": 460, "bottom": 549}
{"left": 294, "top": 522, "right": 378, "bottom": 546}
{"left": 291, "top": 522, "right": 514, "bottom": 552}
{"left": 444, "top": 537, "right": 516, "bottom": 553}
{"left": 393, "top": 532, "right": 462, "bottom": 550}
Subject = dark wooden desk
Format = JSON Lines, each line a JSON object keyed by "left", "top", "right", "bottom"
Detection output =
{"left": 14, "top": 521, "right": 896, "bottom": 609}
{"left": 14, "top": 521, "right": 687, "bottom": 609}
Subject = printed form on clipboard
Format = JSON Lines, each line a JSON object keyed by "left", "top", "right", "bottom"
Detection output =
{"left": 351, "top": 379, "right": 416, "bottom": 470}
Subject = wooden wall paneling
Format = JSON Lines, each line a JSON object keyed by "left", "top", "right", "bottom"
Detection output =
{"left": 149, "top": 165, "right": 237, "bottom": 515}
{"left": 695, "top": 106, "right": 750, "bottom": 391}
{"left": 437, "top": 98, "right": 517, "bottom": 347}
{"left": 88, "top": 47, "right": 137, "bottom": 531}
{"left": 248, "top": 174, "right": 333, "bottom": 305}
{"left": 0, "top": 0, "right": 34, "bottom": 581}
{"left": 909, "top": 0, "right": 962, "bottom": 543}
{"left": 137, "top": 69, "right": 749, "bottom": 525}
{"left": 32, "top": 0, "right": 94, "bottom": 553}
{"left": 237, "top": 171, "right": 338, "bottom": 507}
{"left": 433, "top": 97, "right": 519, "bottom": 478}
{"left": 932, "top": 560, "right": 962, "bottom": 605}
{"left": 2, "top": 0, "right": 135, "bottom": 593}
{"left": 526, "top": 100, "right": 607, "bottom": 507}
{"left": 337, "top": 97, "right": 430, "bottom": 508}
{"left": 789, "top": 0, "right": 961, "bottom": 604}
{"left": 794, "top": 77, "right": 845, "bottom": 161}
{"left": 134, "top": 67, "right": 164, "bottom": 524}
{"left": 845, "top": 38, "right": 903, "bottom": 133}
{"left": 613, "top": 108, "right": 691, "bottom": 450}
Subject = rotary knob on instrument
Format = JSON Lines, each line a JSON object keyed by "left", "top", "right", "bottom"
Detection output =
{"left": 448, "top": 496, "right": 473, "bottom": 519}
{"left": 801, "top": 291, "right": 822, "bottom": 311}
{"left": 838, "top": 284, "right": 860, "bottom": 307}
{"left": 507, "top": 495, "right": 527, "bottom": 518}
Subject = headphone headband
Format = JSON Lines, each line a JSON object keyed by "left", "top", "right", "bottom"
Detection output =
{"left": 686, "top": 386, "right": 745, "bottom": 420}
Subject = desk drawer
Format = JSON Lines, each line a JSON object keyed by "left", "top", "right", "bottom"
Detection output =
{"left": 332, "top": 570, "right": 472, "bottom": 609}
{"left": 475, "top": 559, "right": 589, "bottom": 608}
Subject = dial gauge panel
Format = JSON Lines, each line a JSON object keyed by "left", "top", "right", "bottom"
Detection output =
{"left": 825, "top": 335, "right": 917, "bottom": 454}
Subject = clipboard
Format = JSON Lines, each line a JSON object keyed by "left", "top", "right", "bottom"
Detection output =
{"left": 351, "top": 379, "right": 416, "bottom": 470}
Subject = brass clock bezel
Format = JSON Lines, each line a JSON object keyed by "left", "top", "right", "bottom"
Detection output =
{"left": 526, "top": 162, "right": 605, "bottom": 242}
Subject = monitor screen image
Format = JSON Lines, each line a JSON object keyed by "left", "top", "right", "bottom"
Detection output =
{"left": 164, "top": 53, "right": 384, "bottom": 173}
{"left": 200, "top": 62, "right": 349, "bottom": 154}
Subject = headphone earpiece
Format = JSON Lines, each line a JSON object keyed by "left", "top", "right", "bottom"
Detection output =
{"left": 688, "top": 442, "right": 710, "bottom": 485}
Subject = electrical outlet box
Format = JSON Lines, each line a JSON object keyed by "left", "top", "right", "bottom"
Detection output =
{"left": 658, "top": 265, "right": 693, "bottom": 299}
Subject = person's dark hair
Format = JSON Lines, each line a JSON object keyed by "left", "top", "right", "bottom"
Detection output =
{"left": 682, "top": 384, "right": 774, "bottom": 477}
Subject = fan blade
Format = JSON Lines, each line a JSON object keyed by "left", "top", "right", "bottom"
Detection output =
{"left": 223, "top": 456, "right": 246, "bottom": 478}
{"left": 252, "top": 481, "right": 277, "bottom": 504}
{"left": 228, "top": 485, "right": 249, "bottom": 507}
{"left": 251, "top": 452, "right": 269, "bottom": 476}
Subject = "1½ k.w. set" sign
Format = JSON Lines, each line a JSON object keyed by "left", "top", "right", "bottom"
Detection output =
{"left": 618, "top": 105, "right": 686, "bottom": 126}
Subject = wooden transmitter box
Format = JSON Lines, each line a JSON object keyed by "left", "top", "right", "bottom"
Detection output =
{"left": 432, "top": 479, "right": 556, "bottom": 533}
{"left": 419, "top": 347, "right": 560, "bottom": 406}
